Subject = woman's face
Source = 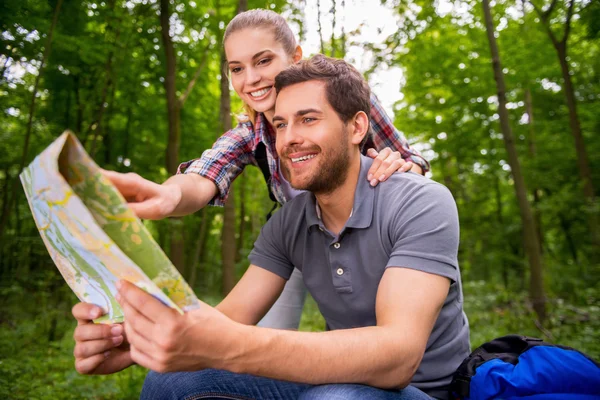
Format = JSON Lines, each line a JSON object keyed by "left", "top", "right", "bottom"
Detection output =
{"left": 225, "top": 28, "right": 297, "bottom": 117}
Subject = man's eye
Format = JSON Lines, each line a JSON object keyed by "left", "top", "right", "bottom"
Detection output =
{"left": 303, "top": 117, "right": 315, "bottom": 123}
{"left": 275, "top": 123, "right": 287, "bottom": 130}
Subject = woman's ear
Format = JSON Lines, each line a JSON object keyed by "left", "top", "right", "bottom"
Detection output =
{"left": 293, "top": 45, "right": 303, "bottom": 63}
{"left": 350, "top": 111, "right": 370, "bottom": 145}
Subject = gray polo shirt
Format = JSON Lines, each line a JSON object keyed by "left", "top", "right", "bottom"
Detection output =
{"left": 249, "top": 155, "right": 470, "bottom": 399}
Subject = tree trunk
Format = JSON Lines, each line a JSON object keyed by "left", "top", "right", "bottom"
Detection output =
{"left": 530, "top": 0, "right": 599, "bottom": 256}
{"left": 494, "top": 172, "right": 509, "bottom": 288}
{"left": 220, "top": 43, "right": 236, "bottom": 296}
{"left": 482, "top": 0, "right": 546, "bottom": 323}
{"left": 89, "top": 33, "right": 118, "bottom": 157}
{"left": 524, "top": 88, "right": 544, "bottom": 253}
{"left": 64, "top": 88, "right": 71, "bottom": 129}
{"left": 188, "top": 208, "right": 209, "bottom": 289}
{"left": 160, "top": 0, "right": 181, "bottom": 176}
{"left": 119, "top": 105, "right": 132, "bottom": 172}
{"left": 554, "top": 43, "right": 599, "bottom": 252}
{"left": 0, "top": 0, "right": 64, "bottom": 242}
{"left": 160, "top": 0, "right": 185, "bottom": 272}
{"left": 74, "top": 74, "right": 83, "bottom": 136}
{"left": 102, "top": 84, "right": 117, "bottom": 165}
{"left": 220, "top": 0, "right": 247, "bottom": 296}
{"left": 330, "top": 0, "right": 337, "bottom": 57}
{"left": 236, "top": 172, "right": 250, "bottom": 263}
{"left": 340, "top": 0, "right": 347, "bottom": 57}
{"left": 317, "top": 0, "right": 325, "bottom": 54}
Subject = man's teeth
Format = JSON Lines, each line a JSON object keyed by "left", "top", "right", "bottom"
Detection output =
{"left": 291, "top": 154, "right": 317, "bottom": 163}
{"left": 250, "top": 88, "right": 271, "bottom": 97}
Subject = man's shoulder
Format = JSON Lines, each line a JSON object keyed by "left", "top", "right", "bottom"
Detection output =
{"left": 269, "top": 191, "right": 312, "bottom": 224}
{"left": 381, "top": 172, "right": 452, "bottom": 200}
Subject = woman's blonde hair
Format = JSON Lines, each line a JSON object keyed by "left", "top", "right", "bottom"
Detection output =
{"left": 223, "top": 9, "right": 298, "bottom": 124}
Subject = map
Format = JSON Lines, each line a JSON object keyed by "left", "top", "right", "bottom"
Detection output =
{"left": 20, "top": 132, "right": 200, "bottom": 323}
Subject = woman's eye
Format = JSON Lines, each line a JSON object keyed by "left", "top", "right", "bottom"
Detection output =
{"left": 230, "top": 67, "right": 242, "bottom": 74}
{"left": 257, "top": 58, "right": 272, "bottom": 66}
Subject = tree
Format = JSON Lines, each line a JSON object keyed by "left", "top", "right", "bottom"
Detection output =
{"left": 482, "top": 0, "right": 546, "bottom": 322}
{"left": 159, "top": 0, "right": 212, "bottom": 271}
{"left": 528, "top": 0, "right": 598, "bottom": 251}
{"left": 219, "top": 0, "right": 247, "bottom": 296}
{"left": 0, "top": 0, "right": 63, "bottom": 242}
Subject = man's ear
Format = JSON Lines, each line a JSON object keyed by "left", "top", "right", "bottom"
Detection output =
{"left": 293, "top": 45, "right": 303, "bottom": 63}
{"left": 349, "top": 111, "right": 370, "bottom": 145}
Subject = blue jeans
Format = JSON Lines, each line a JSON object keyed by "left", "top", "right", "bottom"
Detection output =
{"left": 140, "top": 369, "right": 432, "bottom": 400}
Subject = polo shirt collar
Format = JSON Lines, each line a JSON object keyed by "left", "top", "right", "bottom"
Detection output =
{"left": 305, "top": 155, "right": 375, "bottom": 231}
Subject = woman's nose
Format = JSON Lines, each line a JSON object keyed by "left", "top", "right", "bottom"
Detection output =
{"left": 245, "top": 67, "right": 260, "bottom": 85}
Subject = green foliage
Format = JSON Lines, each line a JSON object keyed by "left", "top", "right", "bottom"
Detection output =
{"left": 0, "top": 0, "right": 599, "bottom": 397}
{"left": 464, "top": 281, "right": 600, "bottom": 359}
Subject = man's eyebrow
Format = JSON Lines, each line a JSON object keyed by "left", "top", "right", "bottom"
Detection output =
{"left": 272, "top": 109, "right": 322, "bottom": 124}
{"left": 228, "top": 50, "right": 273, "bottom": 65}
{"left": 296, "top": 108, "right": 322, "bottom": 117}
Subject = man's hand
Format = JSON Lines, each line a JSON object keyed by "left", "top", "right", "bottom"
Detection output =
{"left": 366, "top": 148, "right": 423, "bottom": 186}
{"left": 72, "top": 303, "right": 134, "bottom": 375}
{"left": 115, "top": 280, "right": 242, "bottom": 373}
{"left": 101, "top": 170, "right": 182, "bottom": 220}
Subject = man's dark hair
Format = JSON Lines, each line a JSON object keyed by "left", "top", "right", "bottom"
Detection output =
{"left": 274, "top": 54, "right": 371, "bottom": 127}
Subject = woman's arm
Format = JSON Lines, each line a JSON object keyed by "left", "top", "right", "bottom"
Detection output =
{"left": 177, "top": 121, "right": 258, "bottom": 206}
{"left": 367, "top": 93, "right": 430, "bottom": 175}
{"left": 103, "top": 121, "right": 259, "bottom": 219}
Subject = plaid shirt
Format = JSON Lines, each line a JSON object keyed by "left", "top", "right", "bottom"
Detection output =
{"left": 178, "top": 93, "right": 430, "bottom": 206}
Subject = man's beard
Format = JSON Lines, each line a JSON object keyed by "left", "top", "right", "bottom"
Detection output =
{"left": 281, "top": 128, "right": 351, "bottom": 195}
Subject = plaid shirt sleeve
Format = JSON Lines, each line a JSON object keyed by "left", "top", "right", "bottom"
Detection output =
{"left": 367, "top": 93, "right": 431, "bottom": 173}
{"left": 177, "top": 122, "right": 256, "bottom": 206}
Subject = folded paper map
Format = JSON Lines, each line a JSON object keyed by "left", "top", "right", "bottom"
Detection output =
{"left": 20, "top": 131, "right": 200, "bottom": 323}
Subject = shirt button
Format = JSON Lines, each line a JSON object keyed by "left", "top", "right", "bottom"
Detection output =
{"left": 336, "top": 268, "right": 344, "bottom": 276}
{"left": 333, "top": 242, "right": 341, "bottom": 249}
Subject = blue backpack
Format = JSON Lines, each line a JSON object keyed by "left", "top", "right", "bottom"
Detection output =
{"left": 449, "top": 335, "right": 600, "bottom": 399}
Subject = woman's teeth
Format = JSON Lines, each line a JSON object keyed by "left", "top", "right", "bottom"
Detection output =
{"left": 291, "top": 154, "right": 317, "bottom": 163}
{"left": 250, "top": 87, "right": 271, "bottom": 98}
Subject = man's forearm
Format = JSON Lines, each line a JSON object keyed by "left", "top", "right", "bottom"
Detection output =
{"left": 225, "top": 324, "right": 422, "bottom": 389}
{"left": 163, "top": 174, "right": 219, "bottom": 216}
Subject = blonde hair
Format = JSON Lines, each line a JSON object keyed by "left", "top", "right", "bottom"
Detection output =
{"left": 223, "top": 9, "right": 298, "bottom": 124}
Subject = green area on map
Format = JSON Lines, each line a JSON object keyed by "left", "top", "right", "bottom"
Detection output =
{"left": 20, "top": 132, "right": 200, "bottom": 323}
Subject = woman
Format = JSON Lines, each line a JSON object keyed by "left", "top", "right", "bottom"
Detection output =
{"left": 72, "top": 9, "right": 430, "bottom": 376}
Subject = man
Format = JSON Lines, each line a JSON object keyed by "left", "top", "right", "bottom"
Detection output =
{"left": 73, "top": 55, "right": 470, "bottom": 400}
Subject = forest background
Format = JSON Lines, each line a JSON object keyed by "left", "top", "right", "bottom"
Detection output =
{"left": 0, "top": 0, "right": 598, "bottom": 398}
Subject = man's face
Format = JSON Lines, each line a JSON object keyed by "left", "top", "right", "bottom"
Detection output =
{"left": 273, "top": 80, "right": 352, "bottom": 194}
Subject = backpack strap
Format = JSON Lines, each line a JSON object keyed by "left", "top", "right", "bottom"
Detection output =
{"left": 254, "top": 142, "right": 278, "bottom": 220}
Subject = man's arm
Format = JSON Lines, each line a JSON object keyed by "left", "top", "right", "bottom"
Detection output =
{"left": 224, "top": 267, "right": 449, "bottom": 389}
{"left": 116, "top": 266, "right": 448, "bottom": 389}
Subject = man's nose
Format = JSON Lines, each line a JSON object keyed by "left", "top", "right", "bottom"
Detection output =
{"left": 281, "top": 123, "right": 304, "bottom": 148}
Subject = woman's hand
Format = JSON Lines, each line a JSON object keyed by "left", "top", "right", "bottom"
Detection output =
{"left": 101, "top": 170, "right": 182, "bottom": 220}
{"left": 366, "top": 148, "right": 422, "bottom": 186}
{"left": 72, "top": 303, "right": 134, "bottom": 375}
